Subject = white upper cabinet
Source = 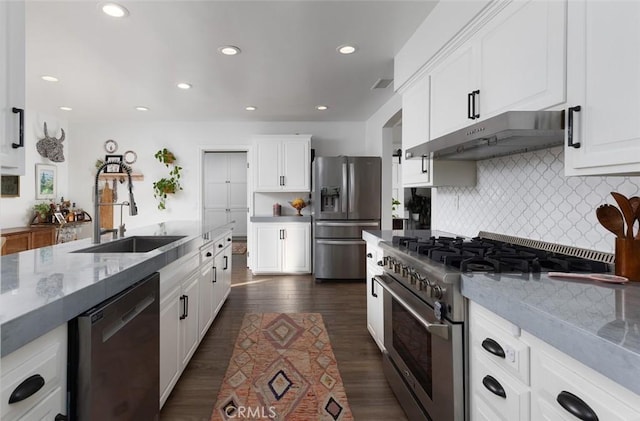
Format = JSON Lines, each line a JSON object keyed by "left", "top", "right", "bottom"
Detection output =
{"left": 1, "top": 0, "right": 25, "bottom": 176}
{"left": 253, "top": 135, "right": 311, "bottom": 192}
{"left": 428, "top": 0, "right": 566, "bottom": 139}
{"left": 564, "top": 0, "right": 640, "bottom": 176}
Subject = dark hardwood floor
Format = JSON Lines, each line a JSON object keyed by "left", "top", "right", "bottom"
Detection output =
{"left": 160, "top": 253, "right": 407, "bottom": 420}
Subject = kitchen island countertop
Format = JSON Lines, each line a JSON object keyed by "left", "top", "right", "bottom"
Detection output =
{"left": 363, "top": 229, "right": 640, "bottom": 397}
{"left": 0, "top": 220, "right": 234, "bottom": 357}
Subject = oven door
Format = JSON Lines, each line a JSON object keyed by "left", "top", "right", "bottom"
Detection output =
{"left": 376, "top": 274, "right": 464, "bottom": 421}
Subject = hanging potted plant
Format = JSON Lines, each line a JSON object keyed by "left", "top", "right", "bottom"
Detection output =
{"left": 153, "top": 148, "right": 182, "bottom": 210}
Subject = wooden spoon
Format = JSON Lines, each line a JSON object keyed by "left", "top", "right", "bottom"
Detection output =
{"left": 630, "top": 196, "right": 640, "bottom": 239}
{"left": 611, "top": 192, "right": 635, "bottom": 239}
{"left": 596, "top": 204, "right": 625, "bottom": 238}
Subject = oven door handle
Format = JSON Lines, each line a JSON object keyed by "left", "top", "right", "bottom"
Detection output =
{"left": 375, "top": 276, "right": 450, "bottom": 341}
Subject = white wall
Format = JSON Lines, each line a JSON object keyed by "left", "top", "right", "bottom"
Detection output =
{"left": 433, "top": 146, "right": 640, "bottom": 253}
{"left": 1, "top": 111, "right": 69, "bottom": 228}
{"left": 68, "top": 120, "right": 365, "bottom": 229}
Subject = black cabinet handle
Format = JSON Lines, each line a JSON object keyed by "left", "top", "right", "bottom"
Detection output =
{"left": 472, "top": 90, "right": 480, "bottom": 119}
{"left": 179, "top": 295, "right": 187, "bottom": 319}
{"left": 11, "top": 107, "right": 24, "bottom": 149}
{"left": 468, "top": 92, "right": 473, "bottom": 119}
{"left": 227, "top": 238, "right": 231, "bottom": 242}
{"left": 223, "top": 255, "right": 228, "bottom": 270}
{"left": 557, "top": 391, "right": 598, "bottom": 421}
{"left": 371, "top": 279, "right": 378, "bottom": 298}
{"left": 279, "top": 229, "right": 285, "bottom": 240}
{"left": 218, "top": 244, "right": 223, "bottom": 248}
{"left": 482, "top": 375, "right": 506, "bottom": 398}
{"left": 9, "top": 374, "right": 45, "bottom": 403}
{"left": 206, "top": 251, "right": 212, "bottom": 257}
{"left": 55, "top": 415, "right": 68, "bottom": 421}
{"left": 280, "top": 175, "right": 285, "bottom": 186}
{"left": 421, "top": 155, "right": 428, "bottom": 174}
{"left": 568, "top": 105, "right": 581, "bottom": 148}
{"left": 184, "top": 295, "right": 189, "bottom": 318}
{"left": 366, "top": 253, "right": 373, "bottom": 258}
{"left": 481, "top": 338, "right": 506, "bottom": 359}
{"left": 213, "top": 267, "right": 217, "bottom": 283}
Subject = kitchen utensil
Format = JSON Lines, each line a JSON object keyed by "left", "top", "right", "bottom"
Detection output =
{"left": 548, "top": 272, "right": 629, "bottom": 284}
{"left": 611, "top": 192, "right": 635, "bottom": 239}
{"left": 630, "top": 196, "right": 640, "bottom": 239}
{"left": 615, "top": 238, "right": 640, "bottom": 282}
{"left": 596, "top": 204, "right": 625, "bottom": 238}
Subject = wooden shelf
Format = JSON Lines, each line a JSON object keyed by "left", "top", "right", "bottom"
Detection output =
{"left": 98, "top": 173, "right": 144, "bottom": 181}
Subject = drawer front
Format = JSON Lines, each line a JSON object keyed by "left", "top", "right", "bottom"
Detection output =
{"left": 17, "top": 387, "right": 64, "bottom": 421}
{"left": 470, "top": 302, "right": 530, "bottom": 384}
{"left": 199, "top": 242, "right": 214, "bottom": 263}
{"left": 1, "top": 326, "right": 66, "bottom": 421}
{"left": 471, "top": 353, "right": 530, "bottom": 421}
{"left": 366, "top": 242, "right": 383, "bottom": 275}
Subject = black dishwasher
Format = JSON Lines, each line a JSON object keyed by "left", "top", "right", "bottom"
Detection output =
{"left": 68, "top": 272, "right": 160, "bottom": 421}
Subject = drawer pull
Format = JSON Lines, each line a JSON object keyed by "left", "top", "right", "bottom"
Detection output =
{"left": 557, "top": 391, "right": 599, "bottom": 421}
{"left": 206, "top": 251, "right": 212, "bottom": 257}
{"left": 55, "top": 415, "right": 68, "bottom": 421}
{"left": 481, "top": 338, "right": 505, "bottom": 358}
{"left": 366, "top": 253, "right": 373, "bottom": 258}
{"left": 482, "top": 375, "right": 506, "bottom": 399}
{"left": 9, "top": 374, "right": 45, "bottom": 404}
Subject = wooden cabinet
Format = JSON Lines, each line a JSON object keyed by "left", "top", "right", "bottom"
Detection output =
{"left": 252, "top": 222, "right": 310, "bottom": 274}
{"left": 0, "top": 0, "right": 25, "bottom": 176}
{"left": 401, "top": 75, "right": 476, "bottom": 187}
{"left": 0, "top": 324, "right": 67, "bottom": 421}
{"left": 365, "top": 241, "right": 384, "bottom": 351}
{"left": 1, "top": 226, "right": 56, "bottom": 255}
{"left": 564, "top": 0, "right": 640, "bottom": 176}
{"left": 428, "top": 0, "right": 566, "bottom": 139}
{"left": 253, "top": 135, "right": 311, "bottom": 192}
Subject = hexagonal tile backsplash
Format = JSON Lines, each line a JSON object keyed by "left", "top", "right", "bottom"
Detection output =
{"left": 433, "top": 147, "right": 640, "bottom": 253}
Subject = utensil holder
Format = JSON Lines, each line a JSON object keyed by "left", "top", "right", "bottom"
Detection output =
{"left": 615, "top": 238, "right": 640, "bottom": 281}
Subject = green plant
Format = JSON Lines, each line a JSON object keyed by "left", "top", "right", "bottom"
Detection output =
{"left": 391, "top": 197, "right": 401, "bottom": 218}
{"left": 153, "top": 148, "right": 182, "bottom": 210}
{"left": 33, "top": 202, "right": 51, "bottom": 220}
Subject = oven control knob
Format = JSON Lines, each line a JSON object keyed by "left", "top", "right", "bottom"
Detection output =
{"left": 377, "top": 260, "right": 384, "bottom": 267}
{"left": 434, "top": 301, "right": 446, "bottom": 320}
{"left": 393, "top": 263, "right": 401, "bottom": 273}
{"left": 401, "top": 265, "right": 409, "bottom": 277}
{"left": 431, "top": 285, "right": 445, "bottom": 299}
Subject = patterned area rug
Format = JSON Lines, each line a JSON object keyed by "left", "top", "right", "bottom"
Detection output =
{"left": 211, "top": 313, "right": 354, "bottom": 421}
{"left": 232, "top": 242, "right": 247, "bottom": 255}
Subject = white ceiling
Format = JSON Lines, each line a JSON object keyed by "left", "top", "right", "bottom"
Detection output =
{"left": 25, "top": 1, "right": 437, "bottom": 123}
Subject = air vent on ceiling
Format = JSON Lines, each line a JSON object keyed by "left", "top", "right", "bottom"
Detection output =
{"left": 371, "top": 78, "right": 393, "bottom": 90}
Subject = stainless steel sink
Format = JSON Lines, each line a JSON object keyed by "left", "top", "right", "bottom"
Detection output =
{"left": 72, "top": 236, "right": 186, "bottom": 253}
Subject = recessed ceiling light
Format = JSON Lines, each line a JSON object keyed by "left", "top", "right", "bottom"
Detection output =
{"left": 59, "top": 106, "right": 72, "bottom": 111}
{"left": 218, "top": 45, "right": 241, "bottom": 56}
{"left": 315, "top": 105, "right": 328, "bottom": 111}
{"left": 135, "top": 106, "right": 149, "bottom": 111}
{"left": 177, "top": 82, "right": 192, "bottom": 90}
{"left": 101, "top": 3, "right": 129, "bottom": 18}
{"left": 337, "top": 44, "right": 357, "bottom": 55}
{"left": 245, "top": 106, "right": 257, "bottom": 111}
{"left": 41, "top": 75, "right": 59, "bottom": 82}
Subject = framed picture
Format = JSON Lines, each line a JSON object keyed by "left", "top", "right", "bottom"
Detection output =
{"left": 35, "top": 164, "right": 56, "bottom": 199}
{"left": 105, "top": 154, "right": 123, "bottom": 173}
{"left": 53, "top": 212, "right": 66, "bottom": 224}
{"left": 1, "top": 175, "right": 20, "bottom": 197}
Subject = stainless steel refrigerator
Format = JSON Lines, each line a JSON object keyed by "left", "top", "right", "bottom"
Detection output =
{"left": 313, "top": 156, "right": 381, "bottom": 280}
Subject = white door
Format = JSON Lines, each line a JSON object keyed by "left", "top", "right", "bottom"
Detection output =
{"left": 203, "top": 152, "right": 248, "bottom": 237}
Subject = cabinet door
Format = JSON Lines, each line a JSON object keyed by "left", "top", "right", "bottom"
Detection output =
{"left": 0, "top": 0, "right": 25, "bottom": 176}
{"left": 180, "top": 272, "right": 200, "bottom": 366}
{"left": 478, "top": 0, "right": 566, "bottom": 119}
{"left": 31, "top": 228, "right": 55, "bottom": 249}
{"left": 565, "top": 0, "right": 640, "bottom": 175}
{"left": 252, "top": 224, "right": 282, "bottom": 273}
{"left": 221, "top": 244, "right": 232, "bottom": 300}
{"left": 281, "top": 139, "right": 310, "bottom": 191}
{"left": 212, "top": 251, "right": 225, "bottom": 315}
{"left": 253, "top": 140, "right": 282, "bottom": 191}
{"left": 16, "top": 387, "right": 64, "bottom": 421}
{"left": 2, "top": 233, "right": 30, "bottom": 255}
{"left": 198, "top": 264, "right": 214, "bottom": 340}
{"left": 159, "top": 285, "right": 181, "bottom": 407}
{"left": 282, "top": 223, "right": 311, "bottom": 273}
{"left": 429, "top": 43, "right": 477, "bottom": 139}
{"left": 402, "top": 75, "right": 430, "bottom": 186}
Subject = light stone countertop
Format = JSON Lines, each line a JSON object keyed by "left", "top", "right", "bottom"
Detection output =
{"left": 250, "top": 216, "right": 312, "bottom": 223}
{"left": 363, "top": 229, "right": 640, "bottom": 396}
{"left": 0, "top": 220, "right": 234, "bottom": 357}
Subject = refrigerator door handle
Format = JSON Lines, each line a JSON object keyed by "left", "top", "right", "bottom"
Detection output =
{"left": 341, "top": 162, "right": 349, "bottom": 214}
{"left": 348, "top": 162, "right": 356, "bottom": 214}
{"left": 315, "top": 221, "right": 380, "bottom": 227}
{"left": 316, "top": 239, "right": 364, "bottom": 245}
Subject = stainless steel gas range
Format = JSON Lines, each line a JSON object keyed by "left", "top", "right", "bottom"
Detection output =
{"left": 375, "top": 231, "right": 611, "bottom": 421}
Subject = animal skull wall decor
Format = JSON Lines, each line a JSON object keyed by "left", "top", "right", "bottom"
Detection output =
{"left": 36, "top": 122, "right": 66, "bottom": 162}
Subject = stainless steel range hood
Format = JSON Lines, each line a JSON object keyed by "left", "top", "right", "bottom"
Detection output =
{"left": 406, "top": 110, "right": 565, "bottom": 161}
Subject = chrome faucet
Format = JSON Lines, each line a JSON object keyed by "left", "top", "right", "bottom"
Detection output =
{"left": 93, "top": 161, "right": 138, "bottom": 244}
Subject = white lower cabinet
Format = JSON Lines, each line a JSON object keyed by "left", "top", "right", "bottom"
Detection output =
{"left": 470, "top": 301, "right": 640, "bottom": 421}
{"left": 0, "top": 324, "right": 67, "bottom": 421}
{"left": 252, "top": 222, "right": 310, "bottom": 274}
{"left": 365, "top": 240, "right": 384, "bottom": 351}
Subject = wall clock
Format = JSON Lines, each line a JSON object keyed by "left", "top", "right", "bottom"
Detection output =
{"left": 124, "top": 150, "right": 137, "bottom": 165}
{"left": 104, "top": 139, "right": 118, "bottom": 153}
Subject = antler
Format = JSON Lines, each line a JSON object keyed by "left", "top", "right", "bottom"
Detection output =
{"left": 43, "top": 122, "right": 65, "bottom": 142}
